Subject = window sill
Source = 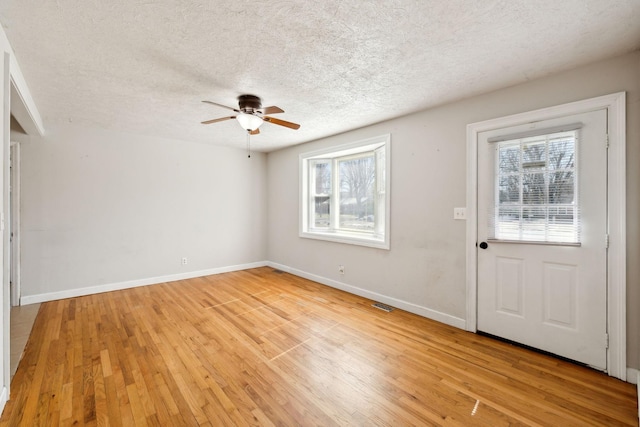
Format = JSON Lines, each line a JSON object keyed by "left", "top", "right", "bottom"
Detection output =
{"left": 487, "top": 238, "right": 581, "bottom": 247}
{"left": 300, "top": 230, "right": 390, "bottom": 250}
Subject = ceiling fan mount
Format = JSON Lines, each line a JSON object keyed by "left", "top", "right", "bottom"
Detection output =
{"left": 201, "top": 94, "right": 300, "bottom": 134}
{"left": 237, "top": 94, "right": 262, "bottom": 113}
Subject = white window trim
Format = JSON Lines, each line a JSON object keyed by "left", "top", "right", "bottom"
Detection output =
{"left": 466, "top": 92, "right": 626, "bottom": 381}
{"left": 299, "top": 134, "right": 391, "bottom": 250}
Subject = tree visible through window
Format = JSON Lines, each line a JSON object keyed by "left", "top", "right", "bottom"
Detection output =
{"left": 339, "top": 155, "right": 375, "bottom": 231}
{"left": 493, "top": 130, "right": 579, "bottom": 243}
{"left": 311, "top": 160, "right": 331, "bottom": 228}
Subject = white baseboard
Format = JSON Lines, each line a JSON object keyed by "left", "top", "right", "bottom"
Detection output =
{"left": 20, "top": 261, "right": 268, "bottom": 305}
{"left": 267, "top": 261, "right": 466, "bottom": 330}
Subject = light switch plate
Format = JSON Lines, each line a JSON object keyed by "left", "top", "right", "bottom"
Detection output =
{"left": 454, "top": 207, "right": 466, "bottom": 220}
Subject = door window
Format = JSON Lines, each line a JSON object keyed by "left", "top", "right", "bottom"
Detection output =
{"left": 491, "top": 130, "right": 579, "bottom": 244}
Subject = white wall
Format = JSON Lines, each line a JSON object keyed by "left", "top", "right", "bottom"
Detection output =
{"left": 266, "top": 51, "right": 640, "bottom": 369}
{"left": 16, "top": 124, "right": 267, "bottom": 301}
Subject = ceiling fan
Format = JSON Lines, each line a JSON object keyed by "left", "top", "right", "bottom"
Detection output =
{"left": 201, "top": 94, "right": 300, "bottom": 135}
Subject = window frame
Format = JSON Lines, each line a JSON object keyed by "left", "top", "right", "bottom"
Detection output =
{"left": 299, "top": 134, "right": 391, "bottom": 250}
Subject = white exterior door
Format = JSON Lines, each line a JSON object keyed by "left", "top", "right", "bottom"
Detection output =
{"left": 477, "top": 109, "right": 608, "bottom": 369}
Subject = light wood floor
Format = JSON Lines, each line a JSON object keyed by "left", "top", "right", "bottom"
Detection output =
{"left": 1, "top": 267, "right": 637, "bottom": 426}
{"left": 10, "top": 303, "right": 41, "bottom": 378}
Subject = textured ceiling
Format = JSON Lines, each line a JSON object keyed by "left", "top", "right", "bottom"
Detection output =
{"left": 1, "top": 1, "right": 639, "bottom": 152}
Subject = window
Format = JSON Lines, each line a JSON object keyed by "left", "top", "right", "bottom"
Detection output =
{"left": 300, "top": 134, "right": 390, "bottom": 249}
{"left": 491, "top": 130, "right": 579, "bottom": 244}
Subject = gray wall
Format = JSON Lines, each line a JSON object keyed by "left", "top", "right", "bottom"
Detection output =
{"left": 17, "top": 124, "right": 268, "bottom": 298}
{"left": 266, "top": 51, "right": 640, "bottom": 369}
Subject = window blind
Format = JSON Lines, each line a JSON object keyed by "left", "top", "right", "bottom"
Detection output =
{"left": 490, "top": 130, "right": 580, "bottom": 244}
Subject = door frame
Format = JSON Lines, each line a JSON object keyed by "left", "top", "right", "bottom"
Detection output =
{"left": 9, "top": 142, "right": 19, "bottom": 306}
{"left": 465, "top": 92, "right": 626, "bottom": 380}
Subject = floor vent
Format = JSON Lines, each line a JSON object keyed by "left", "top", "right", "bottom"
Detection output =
{"left": 272, "top": 269, "right": 285, "bottom": 274}
{"left": 372, "top": 302, "right": 394, "bottom": 312}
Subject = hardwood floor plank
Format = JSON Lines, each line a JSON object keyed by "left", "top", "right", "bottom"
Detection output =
{"left": 1, "top": 267, "right": 637, "bottom": 426}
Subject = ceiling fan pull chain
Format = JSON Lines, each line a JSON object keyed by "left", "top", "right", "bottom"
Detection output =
{"left": 246, "top": 131, "right": 251, "bottom": 158}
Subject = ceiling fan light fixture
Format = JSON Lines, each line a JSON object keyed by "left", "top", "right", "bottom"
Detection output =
{"left": 236, "top": 112, "right": 263, "bottom": 131}
{"left": 201, "top": 95, "right": 299, "bottom": 132}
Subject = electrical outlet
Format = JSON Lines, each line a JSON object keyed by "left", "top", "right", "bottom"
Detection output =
{"left": 338, "top": 265, "right": 345, "bottom": 275}
{"left": 453, "top": 207, "right": 466, "bottom": 220}
{"left": 181, "top": 257, "right": 188, "bottom": 265}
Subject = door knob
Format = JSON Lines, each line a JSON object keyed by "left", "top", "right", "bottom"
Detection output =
{"left": 479, "top": 242, "right": 488, "bottom": 249}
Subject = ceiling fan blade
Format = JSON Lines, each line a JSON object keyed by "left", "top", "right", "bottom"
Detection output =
{"left": 263, "top": 116, "right": 300, "bottom": 130}
{"left": 249, "top": 129, "right": 260, "bottom": 135}
{"left": 201, "top": 116, "right": 235, "bottom": 124}
{"left": 202, "top": 100, "right": 240, "bottom": 113}
{"left": 261, "top": 106, "right": 284, "bottom": 115}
